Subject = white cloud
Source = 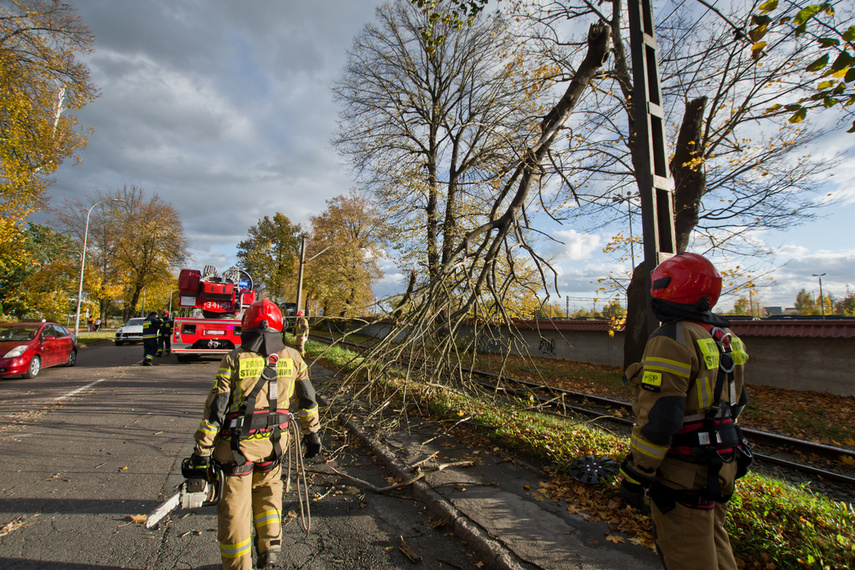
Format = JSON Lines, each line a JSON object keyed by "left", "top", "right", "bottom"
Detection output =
{"left": 548, "top": 229, "right": 603, "bottom": 262}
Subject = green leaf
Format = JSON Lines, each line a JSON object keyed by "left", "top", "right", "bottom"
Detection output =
{"left": 817, "top": 80, "right": 836, "bottom": 90}
{"left": 806, "top": 53, "right": 829, "bottom": 72}
{"left": 817, "top": 37, "right": 840, "bottom": 48}
{"left": 794, "top": 5, "right": 821, "bottom": 26}
{"left": 751, "top": 41, "right": 767, "bottom": 59}
{"left": 830, "top": 51, "right": 853, "bottom": 72}
{"left": 789, "top": 108, "right": 807, "bottom": 123}
{"left": 842, "top": 25, "right": 855, "bottom": 43}
{"left": 749, "top": 24, "right": 768, "bottom": 43}
{"left": 785, "top": 104, "right": 803, "bottom": 111}
{"left": 758, "top": 0, "right": 778, "bottom": 13}
{"left": 751, "top": 14, "right": 771, "bottom": 26}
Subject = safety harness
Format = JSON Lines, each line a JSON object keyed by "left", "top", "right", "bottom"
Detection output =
{"left": 220, "top": 353, "right": 291, "bottom": 469}
{"left": 651, "top": 324, "right": 754, "bottom": 512}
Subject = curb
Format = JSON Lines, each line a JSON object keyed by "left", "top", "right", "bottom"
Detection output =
{"left": 337, "top": 411, "right": 530, "bottom": 570}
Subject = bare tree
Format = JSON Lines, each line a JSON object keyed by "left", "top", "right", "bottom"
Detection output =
{"left": 328, "top": 16, "right": 612, "bottom": 398}
{"left": 53, "top": 192, "right": 125, "bottom": 320}
{"left": 515, "top": 0, "right": 837, "bottom": 365}
{"left": 110, "top": 186, "right": 188, "bottom": 319}
{"left": 333, "top": 0, "right": 551, "bottom": 286}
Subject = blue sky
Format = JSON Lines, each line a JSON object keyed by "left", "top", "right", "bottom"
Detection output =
{"left": 43, "top": 0, "right": 855, "bottom": 313}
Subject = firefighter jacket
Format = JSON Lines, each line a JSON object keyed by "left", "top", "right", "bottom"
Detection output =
{"left": 142, "top": 315, "right": 162, "bottom": 341}
{"left": 294, "top": 317, "right": 309, "bottom": 337}
{"left": 624, "top": 319, "right": 750, "bottom": 502}
{"left": 159, "top": 318, "right": 173, "bottom": 339}
{"left": 193, "top": 345, "right": 320, "bottom": 465}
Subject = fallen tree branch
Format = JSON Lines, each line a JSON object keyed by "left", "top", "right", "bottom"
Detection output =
{"left": 308, "top": 460, "right": 475, "bottom": 494}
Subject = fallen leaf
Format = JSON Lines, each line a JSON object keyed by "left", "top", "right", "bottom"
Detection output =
{"left": 129, "top": 514, "right": 147, "bottom": 524}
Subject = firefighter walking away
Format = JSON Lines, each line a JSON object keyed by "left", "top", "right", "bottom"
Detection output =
{"left": 141, "top": 311, "right": 161, "bottom": 366}
{"left": 619, "top": 253, "right": 752, "bottom": 569}
{"left": 189, "top": 299, "right": 322, "bottom": 569}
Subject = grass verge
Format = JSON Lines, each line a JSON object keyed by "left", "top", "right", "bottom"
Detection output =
{"left": 307, "top": 341, "right": 855, "bottom": 569}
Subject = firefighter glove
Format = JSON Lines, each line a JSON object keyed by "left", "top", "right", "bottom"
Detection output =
{"left": 189, "top": 453, "right": 210, "bottom": 470}
{"left": 620, "top": 479, "right": 650, "bottom": 515}
{"left": 303, "top": 433, "right": 322, "bottom": 459}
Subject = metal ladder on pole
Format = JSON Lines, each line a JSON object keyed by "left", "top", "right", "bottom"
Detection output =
{"left": 628, "top": 0, "right": 677, "bottom": 334}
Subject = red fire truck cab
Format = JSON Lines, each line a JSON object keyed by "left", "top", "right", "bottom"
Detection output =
{"left": 172, "top": 266, "right": 255, "bottom": 361}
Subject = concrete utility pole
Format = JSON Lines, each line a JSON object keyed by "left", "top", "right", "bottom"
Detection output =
{"left": 813, "top": 273, "right": 827, "bottom": 319}
{"left": 628, "top": 0, "right": 678, "bottom": 334}
{"left": 296, "top": 235, "right": 307, "bottom": 314}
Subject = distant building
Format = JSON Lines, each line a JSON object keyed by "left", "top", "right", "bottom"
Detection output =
{"left": 763, "top": 306, "right": 798, "bottom": 317}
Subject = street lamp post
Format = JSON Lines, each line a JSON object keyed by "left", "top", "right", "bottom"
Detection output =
{"left": 74, "top": 199, "right": 121, "bottom": 336}
{"left": 812, "top": 273, "right": 827, "bottom": 319}
{"left": 612, "top": 191, "right": 637, "bottom": 268}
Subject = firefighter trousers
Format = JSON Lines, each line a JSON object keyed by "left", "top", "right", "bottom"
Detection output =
{"left": 217, "top": 463, "right": 283, "bottom": 570}
{"left": 652, "top": 501, "right": 737, "bottom": 570}
{"left": 142, "top": 338, "right": 158, "bottom": 364}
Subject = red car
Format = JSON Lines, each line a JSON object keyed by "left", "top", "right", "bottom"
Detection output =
{"left": 0, "top": 322, "right": 78, "bottom": 379}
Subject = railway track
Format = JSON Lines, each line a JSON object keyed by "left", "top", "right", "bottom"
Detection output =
{"left": 308, "top": 334, "right": 855, "bottom": 487}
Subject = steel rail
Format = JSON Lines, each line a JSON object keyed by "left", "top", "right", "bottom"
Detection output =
{"left": 307, "top": 334, "right": 855, "bottom": 486}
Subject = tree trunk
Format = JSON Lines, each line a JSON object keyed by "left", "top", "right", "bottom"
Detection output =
{"left": 670, "top": 97, "right": 707, "bottom": 253}
{"left": 622, "top": 97, "right": 707, "bottom": 368}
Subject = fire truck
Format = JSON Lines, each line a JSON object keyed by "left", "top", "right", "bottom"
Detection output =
{"left": 171, "top": 266, "right": 255, "bottom": 361}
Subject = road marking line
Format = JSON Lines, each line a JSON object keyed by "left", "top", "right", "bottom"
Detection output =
{"left": 56, "top": 379, "right": 105, "bottom": 401}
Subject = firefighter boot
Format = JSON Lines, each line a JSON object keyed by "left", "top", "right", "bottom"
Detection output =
{"left": 256, "top": 549, "right": 278, "bottom": 568}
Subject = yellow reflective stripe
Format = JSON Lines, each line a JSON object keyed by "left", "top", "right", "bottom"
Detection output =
{"left": 220, "top": 536, "right": 252, "bottom": 558}
{"left": 694, "top": 375, "right": 712, "bottom": 409}
{"left": 630, "top": 434, "right": 668, "bottom": 460}
{"left": 254, "top": 509, "right": 281, "bottom": 528}
{"left": 298, "top": 405, "right": 318, "bottom": 418}
{"left": 619, "top": 467, "right": 640, "bottom": 485}
{"left": 643, "top": 356, "right": 691, "bottom": 378}
{"left": 197, "top": 420, "right": 218, "bottom": 435}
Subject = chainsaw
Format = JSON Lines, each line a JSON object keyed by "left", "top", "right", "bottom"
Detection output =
{"left": 145, "top": 457, "right": 225, "bottom": 528}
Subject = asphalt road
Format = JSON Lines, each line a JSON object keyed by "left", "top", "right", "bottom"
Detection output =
{"left": 0, "top": 343, "right": 481, "bottom": 569}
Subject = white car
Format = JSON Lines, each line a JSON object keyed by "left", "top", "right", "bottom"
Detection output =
{"left": 115, "top": 317, "right": 146, "bottom": 345}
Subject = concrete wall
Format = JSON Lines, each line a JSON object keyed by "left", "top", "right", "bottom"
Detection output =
{"left": 353, "top": 320, "right": 855, "bottom": 397}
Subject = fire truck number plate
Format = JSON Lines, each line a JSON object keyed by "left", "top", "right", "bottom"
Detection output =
{"left": 206, "top": 330, "right": 226, "bottom": 335}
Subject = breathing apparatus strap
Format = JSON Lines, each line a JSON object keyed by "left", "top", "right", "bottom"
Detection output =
{"left": 230, "top": 354, "right": 280, "bottom": 466}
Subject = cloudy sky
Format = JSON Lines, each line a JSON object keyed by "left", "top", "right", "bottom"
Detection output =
{"left": 44, "top": 0, "right": 855, "bottom": 313}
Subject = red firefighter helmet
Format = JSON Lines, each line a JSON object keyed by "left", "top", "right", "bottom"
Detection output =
{"left": 162, "top": 310, "right": 169, "bottom": 317}
{"left": 297, "top": 310, "right": 304, "bottom": 317}
{"left": 650, "top": 253, "right": 722, "bottom": 308}
{"left": 242, "top": 299, "right": 283, "bottom": 332}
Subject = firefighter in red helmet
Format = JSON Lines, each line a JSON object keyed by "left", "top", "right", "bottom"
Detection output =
{"left": 619, "top": 253, "right": 752, "bottom": 570}
{"left": 190, "top": 299, "right": 321, "bottom": 570}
